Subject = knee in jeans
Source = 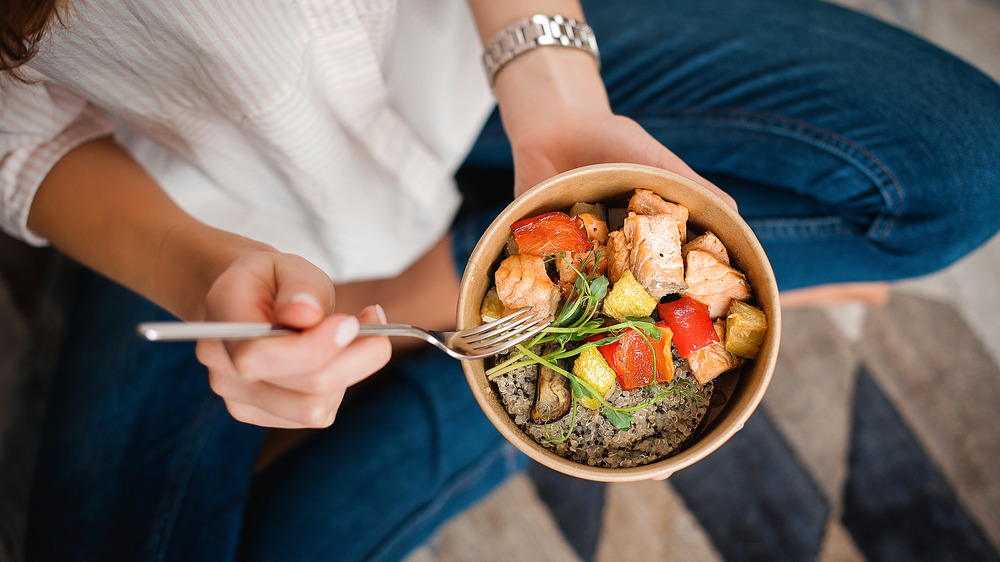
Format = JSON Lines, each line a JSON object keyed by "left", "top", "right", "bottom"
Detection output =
{"left": 873, "top": 207, "right": 999, "bottom": 279}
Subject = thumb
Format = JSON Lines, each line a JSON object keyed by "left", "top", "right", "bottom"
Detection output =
{"left": 272, "top": 255, "right": 336, "bottom": 329}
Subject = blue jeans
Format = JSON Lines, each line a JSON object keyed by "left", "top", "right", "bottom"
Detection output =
{"left": 26, "top": 0, "right": 1000, "bottom": 560}
{"left": 26, "top": 264, "right": 524, "bottom": 562}
{"left": 467, "top": 0, "right": 1000, "bottom": 290}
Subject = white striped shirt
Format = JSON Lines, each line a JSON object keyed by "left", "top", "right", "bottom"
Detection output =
{"left": 0, "top": 0, "right": 495, "bottom": 282}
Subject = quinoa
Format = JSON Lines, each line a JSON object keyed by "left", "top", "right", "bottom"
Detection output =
{"left": 484, "top": 189, "right": 756, "bottom": 468}
{"left": 489, "top": 348, "right": 714, "bottom": 468}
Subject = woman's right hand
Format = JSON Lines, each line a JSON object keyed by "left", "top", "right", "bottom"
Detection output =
{"left": 23, "top": 133, "right": 392, "bottom": 429}
{"left": 194, "top": 252, "right": 392, "bottom": 428}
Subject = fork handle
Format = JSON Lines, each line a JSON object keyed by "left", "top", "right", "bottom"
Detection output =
{"left": 137, "top": 321, "right": 426, "bottom": 342}
{"left": 358, "top": 324, "right": 433, "bottom": 340}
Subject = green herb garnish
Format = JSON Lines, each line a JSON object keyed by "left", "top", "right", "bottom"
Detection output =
{"left": 486, "top": 252, "right": 689, "bottom": 434}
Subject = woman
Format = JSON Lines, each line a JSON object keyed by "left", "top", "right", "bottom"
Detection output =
{"left": 3, "top": 0, "right": 999, "bottom": 559}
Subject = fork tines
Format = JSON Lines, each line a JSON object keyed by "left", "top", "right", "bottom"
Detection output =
{"left": 464, "top": 309, "right": 550, "bottom": 350}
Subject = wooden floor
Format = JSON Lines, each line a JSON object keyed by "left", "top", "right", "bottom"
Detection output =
{"left": 407, "top": 1, "right": 1000, "bottom": 560}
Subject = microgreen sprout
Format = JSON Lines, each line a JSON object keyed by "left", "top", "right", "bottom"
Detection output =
{"left": 486, "top": 252, "right": 691, "bottom": 434}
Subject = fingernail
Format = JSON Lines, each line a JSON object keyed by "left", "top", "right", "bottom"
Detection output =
{"left": 333, "top": 316, "right": 360, "bottom": 347}
{"left": 374, "top": 304, "right": 387, "bottom": 324}
{"left": 290, "top": 292, "right": 323, "bottom": 312}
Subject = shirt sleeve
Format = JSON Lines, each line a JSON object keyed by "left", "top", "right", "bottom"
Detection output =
{"left": 0, "top": 77, "right": 116, "bottom": 246}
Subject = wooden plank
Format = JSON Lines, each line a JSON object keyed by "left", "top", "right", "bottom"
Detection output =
{"left": 763, "top": 308, "right": 858, "bottom": 504}
{"left": 596, "top": 480, "right": 721, "bottom": 562}
{"left": 407, "top": 474, "right": 580, "bottom": 562}
{"left": 860, "top": 293, "right": 1000, "bottom": 551}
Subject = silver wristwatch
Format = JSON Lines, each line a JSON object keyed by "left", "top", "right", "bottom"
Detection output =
{"left": 482, "top": 14, "right": 600, "bottom": 88}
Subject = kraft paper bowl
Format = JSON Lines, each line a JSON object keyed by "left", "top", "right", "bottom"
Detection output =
{"left": 456, "top": 163, "right": 781, "bottom": 482}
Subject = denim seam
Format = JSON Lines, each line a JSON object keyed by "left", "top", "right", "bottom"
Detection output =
{"left": 143, "top": 396, "right": 223, "bottom": 562}
{"left": 750, "top": 216, "right": 856, "bottom": 241}
{"left": 366, "top": 441, "right": 517, "bottom": 562}
{"left": 638, "top": 107, "right": 906, "bottom": 242}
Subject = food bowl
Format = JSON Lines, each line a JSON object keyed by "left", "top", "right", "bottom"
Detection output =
{"left": 456, "top": 163, "right": 781, "bottom": 481}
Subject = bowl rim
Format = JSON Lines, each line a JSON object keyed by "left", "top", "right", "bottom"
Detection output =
{"left": 456, "top": 163, "right": 781, "bottom": 482}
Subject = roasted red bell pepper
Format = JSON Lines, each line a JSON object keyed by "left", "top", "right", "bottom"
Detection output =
{"left": 657, "top": 297, "right": 719, "bottom": 357}
{"left": 511, "top": 211, "right": 592, "bottom": 256}
{"left": 596, "top": 324, "right": 673, "bottom": 390}
{"left": 651, "top": 323, "right": 673, "bottom": 383}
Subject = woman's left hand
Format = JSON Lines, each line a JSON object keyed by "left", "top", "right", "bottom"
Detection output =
{"left": 490, "top": 46, "right": 736, "bottom": 211}
{"left": 511, "top": 110, "right": 736, "bottom": 211}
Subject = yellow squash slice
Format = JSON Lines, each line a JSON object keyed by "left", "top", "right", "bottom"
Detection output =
{"left": 572, "top": 346, "right": 617, "bottom": 409}
{"left": 724, "top": 300, "right": 768, "bottom": 358}
{"left": 602, "top": 270, "right": 658, "bottom": 320}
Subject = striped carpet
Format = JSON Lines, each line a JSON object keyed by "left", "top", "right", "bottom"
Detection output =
{"left": 409, "top": 294, "right": 1000, "bottom": 561}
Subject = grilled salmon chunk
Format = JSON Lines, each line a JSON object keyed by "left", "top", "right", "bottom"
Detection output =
{"left": 683, "top": 231, "right": 729, "bottom": 265}
{"left": 555, "top": 247, "right": 609, "bottom": 298}
{"left": 687, "top": 320, "right": 744, "bottom": 385}
{"left": 628, "top": 189, "right": 689, "bottom": 243}
{"left": 683, "top": 249, "right": 751, "bottom": 319}
{"left": 495, "top": 253, "right": 562, "bottom": 319}
{"left": 624, "top": 212, "right": 686, "bottom": 299}
{"left": 577, "top": 212, "right": 609, "bottom": 245}
{"left": 606, "top": 229, "right": 630, "bottom": 285}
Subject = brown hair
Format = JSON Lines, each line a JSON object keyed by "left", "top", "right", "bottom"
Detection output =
{"left": 1, "top": 0, "right": 65, "bottom": 78}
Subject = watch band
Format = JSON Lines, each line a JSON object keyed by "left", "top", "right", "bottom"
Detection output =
{"left": 482, "top": 14, "right": 600, "bottom": 88}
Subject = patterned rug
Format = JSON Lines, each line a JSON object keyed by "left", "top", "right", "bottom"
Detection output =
{"left": 415, "top": 294, "right": 1000, "bottom": 561}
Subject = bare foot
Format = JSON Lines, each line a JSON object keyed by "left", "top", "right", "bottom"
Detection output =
{"left": 780, "top": 282, "right": 890, "bottom": 308}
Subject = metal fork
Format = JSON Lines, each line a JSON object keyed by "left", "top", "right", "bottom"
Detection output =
{"left": 136, "top": 309, "right": 551, "bottom": 360}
